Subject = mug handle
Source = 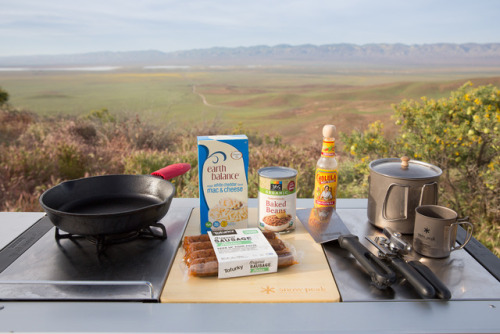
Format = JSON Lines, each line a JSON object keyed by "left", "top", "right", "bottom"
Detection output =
{"left": 450, "top": 220, "right": 474, "bottom": 252}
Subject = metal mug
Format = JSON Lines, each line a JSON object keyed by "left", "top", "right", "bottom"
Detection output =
{"left": 413, "top": 205, "right": 473, "bottom": 258}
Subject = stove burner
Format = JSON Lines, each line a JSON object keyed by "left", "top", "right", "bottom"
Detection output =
{"left": 55, "top": 223, "right": 167, "bottom": 254}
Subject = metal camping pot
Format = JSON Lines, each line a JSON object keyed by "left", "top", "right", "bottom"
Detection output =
{"left": 367, "top": 156, "right": 442, "bottom": 234}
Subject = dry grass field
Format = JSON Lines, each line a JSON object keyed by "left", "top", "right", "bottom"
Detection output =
{"left": 3, "top": 65, "right": 500, "bottom": 148}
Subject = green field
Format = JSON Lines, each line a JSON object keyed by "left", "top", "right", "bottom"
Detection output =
{"left": 2, "top": 65, "right": 500, "bottom": 142}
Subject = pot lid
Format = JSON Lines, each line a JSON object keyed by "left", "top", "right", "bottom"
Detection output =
{"left": 369, "top": 157, "right": 442, "bottom": 179}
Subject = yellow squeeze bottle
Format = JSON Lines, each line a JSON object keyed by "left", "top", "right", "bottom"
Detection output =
{"left": 314, "top": 124, "right": 338, "bottom": 209}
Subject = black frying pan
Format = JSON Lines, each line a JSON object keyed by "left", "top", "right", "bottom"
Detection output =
{"left": 39, "top": 163, "right": 190, "bottom": 236}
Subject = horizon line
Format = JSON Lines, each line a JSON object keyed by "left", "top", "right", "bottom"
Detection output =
{"left": 2, "top": 42, "right": 500, "bottom": 58}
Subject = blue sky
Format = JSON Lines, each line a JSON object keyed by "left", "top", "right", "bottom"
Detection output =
{"left": 1, "top": 0, "right": 499, "bottom": 56}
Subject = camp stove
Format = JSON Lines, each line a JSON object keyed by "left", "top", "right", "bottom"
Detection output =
{"left": 0, "top": 207, "right": 191, "bottom": 302}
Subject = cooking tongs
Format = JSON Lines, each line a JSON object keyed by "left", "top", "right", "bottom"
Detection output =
{"left": 366, "top": 228, "right": 451, "bottom": 300}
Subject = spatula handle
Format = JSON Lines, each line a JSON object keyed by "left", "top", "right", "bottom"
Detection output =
{"left": 408, "top": 260, "right": 452, "bottom": 300}
{"left": 390, "top": 257, "right": 436, "bottom": 299}
{"left": 338, "top": 234, "right": 396, "bottom": 289}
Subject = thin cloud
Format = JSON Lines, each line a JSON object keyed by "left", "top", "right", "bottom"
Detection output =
{"left": 1, "top": 0, "right": 499, "bottom": 56}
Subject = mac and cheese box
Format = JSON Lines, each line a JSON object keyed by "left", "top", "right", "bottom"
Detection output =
{"left": 197, "top": 135, "right": 249, "bottom": 234}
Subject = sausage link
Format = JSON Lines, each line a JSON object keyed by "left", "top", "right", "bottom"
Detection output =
{"left": 186, "top": 241, "right": 213, "bottom": 253}
{"left": 277, "top": 252, "right": 296, "bottom": 268}
{"left": 188, "top": 257, "right": 219, "bottom": 277}
{"left": 262, "top": 230, "right": 277, "bottom": 240}
{"left": 269, "top": 238, "right": 286, "bottom": 252}
{"left": 183, "top": 235, "right": 210, "bottom": 250}
{"left": 185, "top": 249, "right": 217, "bottom": 267}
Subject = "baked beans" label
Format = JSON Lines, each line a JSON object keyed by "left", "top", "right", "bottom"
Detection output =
{"left": 258, "top": 167, "right": 297, "bottom": 233}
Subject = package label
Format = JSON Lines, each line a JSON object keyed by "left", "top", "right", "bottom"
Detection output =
{"left": 198, "top": 135, "right": 248, "bottom": 234}
{"left": 208, "top": 229, "right": 278, "bottom": 279}
{"left": 314, "top": 169, "right": 337, "bottom": 208}
{"left": 258, "top": 170, "right": 297, "bottom": 233}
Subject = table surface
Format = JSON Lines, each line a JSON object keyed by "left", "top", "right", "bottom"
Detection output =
{"left": 318, "top": 207, "right": 500, "bottom": 302}
{"left": 1, "top": 198, "right": 499, "bottom": 334}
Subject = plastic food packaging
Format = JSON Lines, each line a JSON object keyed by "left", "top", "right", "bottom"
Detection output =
{"left": 181, "top": 231, "right": 298, "bottom": 278}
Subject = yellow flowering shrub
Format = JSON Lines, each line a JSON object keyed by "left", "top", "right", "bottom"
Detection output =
{"left": 342, "top": 82, "right": 500, "bottom": 255}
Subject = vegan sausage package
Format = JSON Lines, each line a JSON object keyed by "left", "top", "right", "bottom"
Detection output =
{"left": 182, "top": 229, "right": 297, "bottom": 278}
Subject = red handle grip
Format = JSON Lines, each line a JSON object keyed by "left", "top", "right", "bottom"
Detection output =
{"left": 151, "top": 163, "right": 191, "bottom": 180}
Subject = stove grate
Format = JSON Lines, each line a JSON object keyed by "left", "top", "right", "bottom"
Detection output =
{"left": 54, "top": 223, "right": 167, "bottom": 254}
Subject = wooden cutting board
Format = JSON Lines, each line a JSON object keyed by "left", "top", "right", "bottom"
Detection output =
{"left": 161, "top": 208, "right": 340, "bottom": 303}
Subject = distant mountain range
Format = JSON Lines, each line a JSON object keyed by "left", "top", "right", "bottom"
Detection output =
{"left": 1, "top": 43, "right": 500, "bottom": 67}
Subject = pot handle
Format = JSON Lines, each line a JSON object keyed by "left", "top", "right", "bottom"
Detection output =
{"left": 419, "top": 182, "right": 438, "bottom": 206}
{"left": 382, "top": 183, "right": 409, "bottom": 221}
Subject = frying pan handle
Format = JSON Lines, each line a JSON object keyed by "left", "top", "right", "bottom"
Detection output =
{"left": 338, "top": 234, "right": 396, "bottom": 289}
{"left": 151, "top": 163, "right": 191, "bottom": 180}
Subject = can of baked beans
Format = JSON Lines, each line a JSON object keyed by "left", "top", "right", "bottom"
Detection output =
{"left": 258, "top": 166, "right": 297, "bottom": 233}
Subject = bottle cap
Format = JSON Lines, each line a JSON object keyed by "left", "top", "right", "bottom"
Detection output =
{"left": 322, "top": 124, "right": 336, "bottom": 138}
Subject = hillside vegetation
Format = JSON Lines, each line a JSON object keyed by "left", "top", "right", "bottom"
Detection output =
{"left": 3, "top": 68, "right": 500, "bottom": 149}
{"left": 1, "top": 82, "right": 498, "bottom": 255}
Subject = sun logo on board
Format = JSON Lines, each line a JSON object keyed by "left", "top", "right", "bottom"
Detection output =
{"left": 261, "top": 286, "right": 275, "bottom": 294}
{"left": 424, "top": 227, "right": 431, "bottom": 234}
